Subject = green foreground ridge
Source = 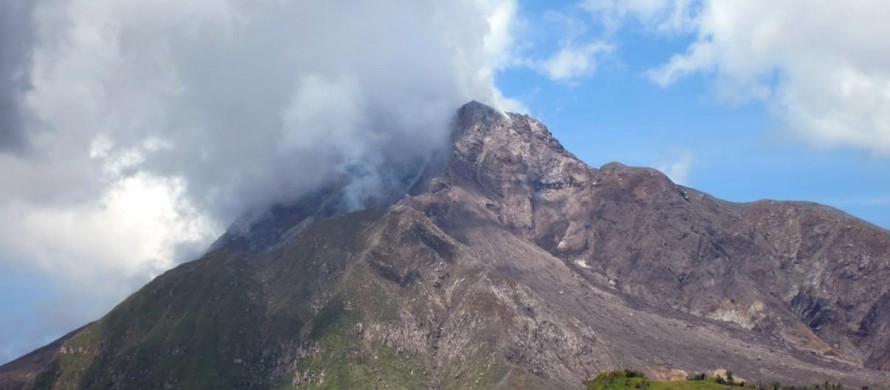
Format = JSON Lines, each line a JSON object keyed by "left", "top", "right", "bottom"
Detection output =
{"left": 587, "top": 370, "right": 861, "bottom": 390}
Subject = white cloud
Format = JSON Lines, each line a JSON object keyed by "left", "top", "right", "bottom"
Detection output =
{"left": 540, "top": 42, "right": 612, "bottom": 83}
{"left": 626, "top": 1, "right": 890, "bottom": 155}
{"left": 1, "top": 175, "right": 213, "bottom": 281}
{"left": 0, "top": 172, "right": 218, "bottom": 363}
{"left": 656, "top": 150, "right": 694, "bottom": 185}
{"left": 0, "top": 0, "right": 520, "bottom": 361}
{"left": 582, "top": 0, "right": 699, "bottom": 34}
{"left": 521, "top": 8, "right": 613, "bottom": 84}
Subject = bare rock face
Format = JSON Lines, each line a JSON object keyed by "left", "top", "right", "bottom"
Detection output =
{"left": 2, "top": 101, "right": 890, "bottom": 389}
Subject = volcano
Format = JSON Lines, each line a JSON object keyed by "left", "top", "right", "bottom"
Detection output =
{"left": 2, "top": 102, "right": 889, "bottom": 389}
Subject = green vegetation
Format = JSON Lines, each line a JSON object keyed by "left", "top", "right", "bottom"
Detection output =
{"left": 41, "top": 211, "right": 385, "bottom": 389}
{"left": 286, "top": 332, "right": 429, "bottom": 390}
{"left": 283, "top": 298, "right": 429, "bottom": 390}
{"left": 68, "top": 253, "right": 266, "bottom": 389}
{"left": 51, "top": 326, "right": 101, "bottom": 389}
{"left": 586, "top": 370, "right": 854, "bottom": 390}
{"left": 587, "top": 369, "right": 734, "bottom": 390}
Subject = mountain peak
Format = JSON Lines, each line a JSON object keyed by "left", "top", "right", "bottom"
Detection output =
{"left": 454, "top": 100, "right": 559, "bottom": 146}
{"left": 457, "top": 99, "right": 500, "bottom": 115}
{"left": 215, "top": 101, "right": 575, "bottom": 252}
{"left": 447, "top": 101, "right": 591, "bottom": 205}
{"left": 11, "top": 102, "right": 890, "bottom": 389}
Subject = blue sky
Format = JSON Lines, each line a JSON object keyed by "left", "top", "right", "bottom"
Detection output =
{"left": 1, "top": 0, "right": 889, "bottom": 365}
{"left": 500, "top": 0, "right": 890, "bottom": 229}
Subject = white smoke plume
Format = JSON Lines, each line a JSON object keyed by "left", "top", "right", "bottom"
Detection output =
{"left": 0, "top": 0, "right": 519, "bottom": 363}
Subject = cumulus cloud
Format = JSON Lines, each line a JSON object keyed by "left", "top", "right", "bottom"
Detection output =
{"left": 540, "top": 42, "right": 612, "bottom": 83}
{"left": 0, "top": 0, "right": 34, "bottom": 151}
{"left": 597, "top": 1, "right": 890, "bottom": 156}
{"left": 0, "top": 0, "right": 519, "bottom": 363}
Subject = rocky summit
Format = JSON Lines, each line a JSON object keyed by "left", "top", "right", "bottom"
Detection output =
{"left": 2, "top": 101, "right": 889, "bottom": 389}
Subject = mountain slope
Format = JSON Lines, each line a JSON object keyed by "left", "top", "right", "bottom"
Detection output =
{"left": 2, "top": 101, "right": 889, "bottom": 389}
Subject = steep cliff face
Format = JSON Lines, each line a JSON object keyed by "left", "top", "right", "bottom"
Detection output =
{"left": 2, "top": 101, "right": 889, "bottom": 389}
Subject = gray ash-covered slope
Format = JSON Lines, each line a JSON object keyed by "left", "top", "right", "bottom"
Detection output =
{"left": 2, "top": 101, "right": 890, "bottom": 389}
